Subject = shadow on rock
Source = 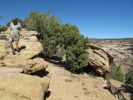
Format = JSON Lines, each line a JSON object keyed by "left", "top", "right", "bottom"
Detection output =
{"left": 44, "top": 90, "right": 51, "bottom": 100}
{"left": 31, "top": 70, "right": 49, "bottom": 77}
{"left": 19, "top": 45, "right": 26, "bottom": 50}
{"left": 31, "top": 52, "right": 65, "bottom": 67}
{"left": 15, "top": 45, "right": 26, "bottom": 52}
{"left": 0, "top": 34, "right": 8, "bottom": 40}
{"left": 121, "top": 84, "right": 133, "bottom": 100}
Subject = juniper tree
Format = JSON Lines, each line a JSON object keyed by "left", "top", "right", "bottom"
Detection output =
{"left": 25, "top": 12, "right": 89, "bottom": 73}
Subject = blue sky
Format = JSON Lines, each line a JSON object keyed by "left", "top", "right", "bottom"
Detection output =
{"left": 0, "top": 0, "right": 133, "bottom": 38}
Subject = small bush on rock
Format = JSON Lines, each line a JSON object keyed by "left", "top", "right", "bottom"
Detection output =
{"left": 0, "top": 25, "right": 7, "bottom": 32}
{"left": 111, "top": 64, "right": 124, "bottom": 82}
{"left": 125, "top": 68, "right": 133, "bottom": 88}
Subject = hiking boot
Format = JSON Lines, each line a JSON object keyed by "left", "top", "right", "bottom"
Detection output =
{"left": 15, "top": 48, "right": 20, "bottom": 52}
{"left": 12, "top": 50, "right": 16, "bottom": 55}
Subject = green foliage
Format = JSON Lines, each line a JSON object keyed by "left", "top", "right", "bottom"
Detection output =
{"left": 63, "top": 25, "right": 88, "bottom": 72}
{"left": 0, "top": 25, "right": 7, "bottom": 32}
{"left": 25, "top": 12, "right": 89, "bottom": 73}
{"left": 25, "top": 12, "right": 62, "bottom": 57}
{"left": 111, "top": 64, "right": 124, "bottom": 82}
{"left": 125, "top": 68, "right": 133, "bottom": 88}
{"left": 65, "top": 43, "right": 88, "bottom": 73}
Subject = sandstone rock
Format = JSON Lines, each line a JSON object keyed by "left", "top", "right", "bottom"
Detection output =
{"left": 1, "top": 29, "right": 42, "bottom": 60}
{"left": 87, "top": 44, "right": 113, "bottom": 75}
{"left": 90, "top": 38, "right": 133, "bottom": 74}
{"left": 17, "top": 35, "right": 43, "bottom": 59}
{"left": 20, "top": 29, "right": 38, "bottom": 37}
{"left": 0, "top": 73, "right": 49, "bottom": 100}
{"left": 0, "top": 58, "right": 48, "bottom": 75}
{"left": 0, "top": 67, "right": 23, "bottom": 74}
{"left": 0, "top": 30, "right": 49, "bottom": 100}
{"left": 2, "top": 34, "right": 43, "bottom": 66}
{"left": 23, "top": 58, "right": 48, "bottom": 74}
{"left": 0, "top": 34, "right": 8, "bottom": 40}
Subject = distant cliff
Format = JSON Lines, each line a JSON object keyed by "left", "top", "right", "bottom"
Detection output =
{"left": 90, "top": 38, "right": 133, "bottom": 74}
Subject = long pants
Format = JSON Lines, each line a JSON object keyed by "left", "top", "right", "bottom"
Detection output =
{"left": 9, "top": 40, "right": 19, "bottom": 54}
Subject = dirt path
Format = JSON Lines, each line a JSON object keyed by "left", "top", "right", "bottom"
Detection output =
{"left": 46, "top": 62, "right": 118, "bottom": 100}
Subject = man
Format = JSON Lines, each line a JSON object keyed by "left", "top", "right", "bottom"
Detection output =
{"left": 9, "top": 22, "right": 21, "bottom": 55}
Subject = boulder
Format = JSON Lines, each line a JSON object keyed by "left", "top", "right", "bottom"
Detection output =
{"left": 0, "top": 58, "right": 48, "bottom": 75}
{"left": 16, "top": 35, "right": 43, "bottom": 60}
{"left": 87, "top": 44, "right": 113, "bottom": 75}
{"left": 23, "top": 58, "right": 48, "bottom": 74}
{"left": 0, "top": 73, "right": 49, "bottom": 100}
{"left": 2, "top": 34, "right": 43, "bottom": 66}
{"left": 2, "top": 29, "right": 42, "bottom": 61}
{"left": 20, "top": 29, "right": 38, "bottom": 37}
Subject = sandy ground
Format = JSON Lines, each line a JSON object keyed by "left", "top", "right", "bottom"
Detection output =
{"left": 45, "top": 62, "right": 119, "bottom": 100}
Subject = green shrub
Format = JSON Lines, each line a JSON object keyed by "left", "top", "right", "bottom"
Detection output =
{"left": 111, "top": 64, "right": 125, "bottom": 82}
{"left": 0, "top": 25, "right": 7, "bottom": 32}
{"left": 125, "top": 68, "right": 133, "bottom": 88}
{"left": 65, "top": 44, "right": 88, "bottom": 73}
{"left": 25, "top": 12, "right": 89, "bottom": 73}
